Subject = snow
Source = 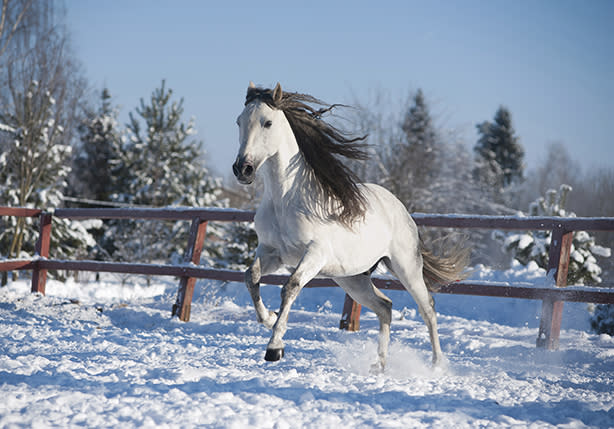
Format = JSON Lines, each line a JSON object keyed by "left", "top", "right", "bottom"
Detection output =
{"left": 1, "top": 267, "right": 613, "bottom": 428}
{"left": 0, "top": 123, "right": 16, "bottom": 134}
{"left": 591, "top": 245, "right": 612, "bottom": 258}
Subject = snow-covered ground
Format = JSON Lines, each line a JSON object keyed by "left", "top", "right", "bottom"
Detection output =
{"left": 1, "top": 266, "right": 613, "bottom": 428}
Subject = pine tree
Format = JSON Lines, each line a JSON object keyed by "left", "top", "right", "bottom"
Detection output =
{"left": 71, "top": 88, "right": 124, "bottom": 202}
{"left": 385, "top": 89, "right": 440, "bottom": 212}
{"left": 401, "top": 89, "right": 439, "bottom": 186}
{"left": 474, "top": 106, "right": 524, "bottom": 194}
{"left": 117, "top": 80, "right": 219, "bottom": 207}
{"left": 106, "top": 80, "right": 223, "bottom": 264}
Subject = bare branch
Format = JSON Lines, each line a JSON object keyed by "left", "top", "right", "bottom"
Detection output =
{"left": 0, "top": 0, "right": 33, "bottom": 58}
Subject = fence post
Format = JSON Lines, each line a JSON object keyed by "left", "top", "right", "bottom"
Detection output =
{"left": 339, "top": 293, "right": 362, "bottom": 331}
{"left": 536, "top": 227, "right": 573, "bottom": 349}
{"left": 172, "top": 218, "right": 208, "bottom": 322}
{"left": 31, "top": 212, "right": 52, "bottom": 294}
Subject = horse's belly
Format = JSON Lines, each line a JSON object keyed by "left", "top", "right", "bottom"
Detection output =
{"left": 320, "top": 223, "right": 391, "bottom": 277}
{"left": 279, "top": 212, "right": 393, "bottom": 278}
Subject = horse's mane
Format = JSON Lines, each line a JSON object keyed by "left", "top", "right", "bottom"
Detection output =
{"left": 245, "top": 84, "right": 370, "bottom": 225}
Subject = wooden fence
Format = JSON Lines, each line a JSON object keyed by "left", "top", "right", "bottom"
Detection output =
{"left": 1, "top": 206, "right": 613, "bottom": 350}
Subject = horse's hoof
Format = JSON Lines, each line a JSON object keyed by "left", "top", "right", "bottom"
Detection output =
{"left": 264, "top": 348, "right": 285, "bottom": 361}
{"left": 432, "top": 356, "right": 448, "bottom": 372}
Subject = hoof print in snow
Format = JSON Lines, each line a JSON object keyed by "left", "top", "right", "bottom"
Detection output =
{"left": 264, "top": 348, "right": 284, "bottom": 361}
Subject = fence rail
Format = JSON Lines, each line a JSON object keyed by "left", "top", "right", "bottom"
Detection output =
{"left": 1, "top": 206, "right": 613, "bottom": 350}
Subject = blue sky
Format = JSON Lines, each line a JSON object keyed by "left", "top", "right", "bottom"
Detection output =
{"left": 66, "top": 0, "right": 613, "bottom": 177}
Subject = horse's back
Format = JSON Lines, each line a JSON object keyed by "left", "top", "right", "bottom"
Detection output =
{"left": 360, "top": 183, "right": 417, "bottom": 231}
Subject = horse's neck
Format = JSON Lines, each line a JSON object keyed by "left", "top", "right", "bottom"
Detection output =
{"left": 260, "top": 136, "right": 315, "bottom": 212}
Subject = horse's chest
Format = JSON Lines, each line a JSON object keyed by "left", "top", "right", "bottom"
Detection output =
{"left": 254, "top": 206, "right": 310, "bottom": 262}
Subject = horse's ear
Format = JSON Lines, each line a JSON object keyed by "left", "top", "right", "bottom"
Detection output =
{"left": 248, "top": 81, "right": 256, "bottom": 89}
{"left": 272, "top": 82, "right": 282, "bottom": 103}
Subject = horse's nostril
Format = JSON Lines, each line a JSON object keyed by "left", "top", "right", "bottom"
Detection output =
{"left": 243, "top": 164, "right": 254, "bottom": 176}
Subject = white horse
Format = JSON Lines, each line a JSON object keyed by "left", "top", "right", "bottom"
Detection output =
{"left": 233, "top": 82, "right": 468, "bottom": 370}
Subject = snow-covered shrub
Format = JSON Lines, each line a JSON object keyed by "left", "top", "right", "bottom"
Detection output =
{"left": 494, "top": 185, "right": 613, "bottom": 335}
{"left": 493, "top": 185, "right": 611, "bottom": 285}
{"left": 214, "top": 221, "right": 258, "bottom": 271}
{"left": 590, "top": 304, "right": 614, "bottom": 336}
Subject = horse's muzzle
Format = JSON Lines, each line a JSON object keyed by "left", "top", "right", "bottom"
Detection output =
{"left": 233, "top": 156, "right": 255, "bottom": 184}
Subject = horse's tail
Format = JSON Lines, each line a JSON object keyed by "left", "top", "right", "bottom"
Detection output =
{"left": 421, "top": 242, "right": 470, "bottom": 292}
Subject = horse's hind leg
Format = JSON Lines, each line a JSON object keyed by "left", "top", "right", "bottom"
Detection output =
{"left": 334, "top": 275, "right": 392, "bottom": 371}
{"left": 386, "top": 255, "right": 444, "bottom": 366}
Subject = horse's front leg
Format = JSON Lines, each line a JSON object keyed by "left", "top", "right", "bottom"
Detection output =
{"left": 265, "top": 245, "right": 326, "bottom": 361}
{"left": 246, "top": 246, "right": 281, "bottom": 329}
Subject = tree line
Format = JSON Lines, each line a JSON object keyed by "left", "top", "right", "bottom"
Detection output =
{"left": 0, "top": 1, "right": 226, "bottom": 284}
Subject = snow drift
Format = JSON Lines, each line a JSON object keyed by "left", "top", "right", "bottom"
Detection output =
{"left": 1, "top": 267, "right": 612, "bottom": 428}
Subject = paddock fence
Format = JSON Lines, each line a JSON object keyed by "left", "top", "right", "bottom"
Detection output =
{"left": 1, "top": 206, "right": 613, "bottom": 350}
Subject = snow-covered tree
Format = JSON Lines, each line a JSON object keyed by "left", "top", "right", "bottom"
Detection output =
{"left": 382, "top": 89, "right": 441, "bottom": 212}
{"left": 0, "top": 82, "right": 69, "bottom": 251}
{"left": 474, "top": 106, "right": 524, "bottom": 196}
{"left": 357, "top": 88, "right": 503, "bottom": 216}
{"left": 105, "top": 81, "right": 223, "bottom": 264}
{"left": 118, "top": 80, "right": 220, "bottom": 207}
{"left": 71, "top": 88, "right": 124, "bottom": 202}
{"left": 0, "top": 83, "right": 96, "bottom": 283}
{"left": 0, "top": 1, "right": 91, "bottom": 284}
{"left": 494, "top": 185, "right": 611, "bottom": 285}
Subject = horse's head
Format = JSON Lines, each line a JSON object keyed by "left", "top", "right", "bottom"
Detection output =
{"left": 233, "top": 82, "right": 287, "bottom": 185}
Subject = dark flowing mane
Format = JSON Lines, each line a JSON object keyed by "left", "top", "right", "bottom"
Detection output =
{"left": 246, "top": 84, "right": 370, "bottom": 225}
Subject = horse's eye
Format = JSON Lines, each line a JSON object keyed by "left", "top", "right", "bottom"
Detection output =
{"left": 264, "top": 120, "right": 273, "bottom": 128}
